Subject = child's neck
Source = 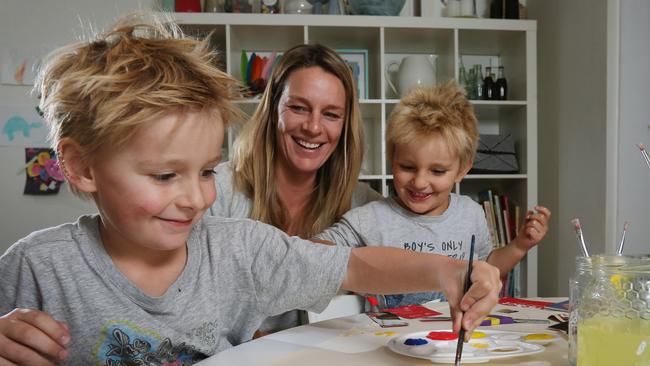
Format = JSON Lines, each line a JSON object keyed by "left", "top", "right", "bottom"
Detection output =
{"left": 99, "top": 226, "right": 188, "bottom": 297}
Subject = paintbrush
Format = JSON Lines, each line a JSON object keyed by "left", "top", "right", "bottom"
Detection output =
{"left": 571, "top": 218, "right": 590, "bottom": 257}
{"left": 637, "top": 143, "right": 650, "bottom": 169}
{"left": 617, "top": 221, "right": 629, "bottom": 255}
{"left": 454, "top": 235, "right": 475, "bottom": 366}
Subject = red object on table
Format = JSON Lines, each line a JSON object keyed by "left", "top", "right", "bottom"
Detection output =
{"left": 498, "top": 297, "right": 553, "bottom": 309}
{"left": 383, "top": 305, "right": 442, "bottom": 319}
{"left": 426, "top": 331, "right": 458, "bottom": 341}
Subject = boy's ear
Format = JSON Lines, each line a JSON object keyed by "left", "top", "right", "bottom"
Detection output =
{"left": 455, "top": 162, "right": 472, "bottom": 183}
{"left": 58, "top": 138, "right": 97, "bottom": 193}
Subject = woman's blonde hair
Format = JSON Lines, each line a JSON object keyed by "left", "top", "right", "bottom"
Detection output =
{"left": 387, "top": 81, "right": 479, "bottom": 169}
{"left": 232, "top": 44, "right": 364, "bottom": 238}
{"left": 36, "top": 13, "right": 242, "bottom": 197}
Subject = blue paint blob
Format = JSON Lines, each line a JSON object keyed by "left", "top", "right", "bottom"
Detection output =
{"left": 404, "top": 338, "right": 428, "bottom": 346}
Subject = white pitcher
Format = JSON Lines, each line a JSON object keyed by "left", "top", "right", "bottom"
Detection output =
{"left": 386, "top": 55, "right": 436, "bottom": 98}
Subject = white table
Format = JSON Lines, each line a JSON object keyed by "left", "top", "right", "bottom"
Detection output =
{"left": 197, "top": 300, "right": 569, "bottom": 365}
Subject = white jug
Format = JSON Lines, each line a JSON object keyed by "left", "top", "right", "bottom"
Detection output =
{"left": 386, "top": 55, "right": 436, "bottom": 98}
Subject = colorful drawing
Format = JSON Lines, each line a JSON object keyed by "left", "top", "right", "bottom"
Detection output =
{"left": 0, "top": 106, "right": 48, "bottom": 147}
{"left": 24, "top": 148, "right": 64, "bottom": 195}
{"left": 1, "top": 48, "right": 43, "bottom": 85}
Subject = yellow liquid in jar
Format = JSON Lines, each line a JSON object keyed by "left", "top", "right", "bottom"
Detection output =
{"left": 578, "top": 316, "right": 650, "bottom": 366}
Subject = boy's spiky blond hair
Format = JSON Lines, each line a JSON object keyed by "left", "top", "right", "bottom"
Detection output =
{"left": 387, "top": 81, "right": 479, "bottom": 169}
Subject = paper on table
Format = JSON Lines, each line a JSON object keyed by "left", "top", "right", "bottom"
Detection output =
{"left": 265, "top": 316, "right": 388, "bottom": 354}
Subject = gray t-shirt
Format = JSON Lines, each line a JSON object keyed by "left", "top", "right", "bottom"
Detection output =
{"left": 209, "top": 161, "right": 381, "bottom": 331}
{"left": 316, "top": 194, "right": 492, "bottom": 306}
{"left": 0, "top": 215, "right": 350, "bottom": 365}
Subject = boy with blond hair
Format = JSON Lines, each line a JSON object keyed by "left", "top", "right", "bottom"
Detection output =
{"left": 317, "top": 81, "right": 550, "bottom": 308}
{"left": 0, "top": 15, "right": 501, "bottom": 365}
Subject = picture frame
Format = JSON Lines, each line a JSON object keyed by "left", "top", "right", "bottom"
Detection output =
{"left": 336, "top": 49, "right": 369, "bottom": 99}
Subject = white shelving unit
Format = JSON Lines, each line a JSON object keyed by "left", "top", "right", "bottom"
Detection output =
{"left": 174, "top": 13, "right": 538, "bottom": 296}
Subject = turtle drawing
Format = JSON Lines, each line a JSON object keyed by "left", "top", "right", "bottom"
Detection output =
{"left": 2, "top": 115, "right": 43, "bottom": 141}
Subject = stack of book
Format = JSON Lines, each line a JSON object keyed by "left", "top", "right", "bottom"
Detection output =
{"left": 477, "top": 189, "right": 521, "bottom": 298}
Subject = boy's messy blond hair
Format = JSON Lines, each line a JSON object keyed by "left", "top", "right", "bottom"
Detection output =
{"left": 36, "top": 13, "right": 242, "bottom": 196}
{"left": 387, "top": 81, "right": 478, "bottom": 169}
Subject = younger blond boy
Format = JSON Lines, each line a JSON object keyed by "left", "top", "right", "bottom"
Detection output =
{"left": 317, "top": 81, "right": 550, "bottom": 308}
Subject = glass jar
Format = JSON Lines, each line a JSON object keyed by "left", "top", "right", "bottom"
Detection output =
{"left": 569, "top": 254, "right": 650, "bottom": 366}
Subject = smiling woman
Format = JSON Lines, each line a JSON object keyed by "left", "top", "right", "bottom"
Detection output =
{"left": 209, "top": 44, "right": 382, "bottom": 333}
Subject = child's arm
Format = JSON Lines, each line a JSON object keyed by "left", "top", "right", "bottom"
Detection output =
{"left": 487, "top": 205, "right": 551, "bottom": 276}
{"left": 341, "top": 247, "right": 501, "bottom": 336}
{"left": 0, "top": 308, "right": 70, "bottom": 365}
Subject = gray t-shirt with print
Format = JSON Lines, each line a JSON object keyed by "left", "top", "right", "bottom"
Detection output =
{"left": 0, "top": 215, "right": 350, "bottom": 365}
{"left": 316, "top": 193, "right": 492, "bottom": 307}
{"left": 209, "top": 160, "right": 381, "bottom": 331}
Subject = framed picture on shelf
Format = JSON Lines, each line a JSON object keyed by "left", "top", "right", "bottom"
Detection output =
{"left": 336, "top": 49, "right": 368, "bottom": 99}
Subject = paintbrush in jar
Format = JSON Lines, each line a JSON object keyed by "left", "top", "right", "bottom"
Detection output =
{"left": 637, "top": 143, "right": 650, "bottom": 169}
{"left": 454, "top": 234, "right": 475, "bottom": 366}
{"left": 617, "top": 221, "right": 629, "bottom": 255}
{"left": 571, "top": 218, "right": 590, "bottom": 258}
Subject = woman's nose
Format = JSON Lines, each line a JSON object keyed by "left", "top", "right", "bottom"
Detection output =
{"left": 302, "top": 112, "right": 323, "bottom": 135}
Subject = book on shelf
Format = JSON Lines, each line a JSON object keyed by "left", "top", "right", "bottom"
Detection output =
{"left": 494, "top": 194, "right": 505, "bottom": 247}
{"left": 476, "top": 189, "right": 522, "bottom": 297}
{"left": 482, "top": 201, "right": 498, "bottom": 248}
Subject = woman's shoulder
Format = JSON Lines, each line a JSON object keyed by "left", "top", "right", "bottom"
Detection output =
{"left": 214, "top": 160, "right": 234, "bottom": 181}
{"left": 351, "top": 181, "right": 383, "bottom": 208}
{"left": 210, "top": 161, "right": 252, "bottom": 218}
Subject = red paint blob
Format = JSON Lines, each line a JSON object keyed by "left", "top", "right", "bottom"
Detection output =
{"left": 426, "top": 331, "right": 458, "bottom": 341}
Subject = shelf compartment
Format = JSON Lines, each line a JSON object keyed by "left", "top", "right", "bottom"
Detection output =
{"left": 458, "top": 178, "right": 528, "bottom": 216}
{"left": 458, "top": 29, "right": 527, "bottom": 100}
{"left": 229, "top": 24, "right": 304, "bottom": 82}
{"left": 384, "top": 27, "right": 455, "bottom": 99}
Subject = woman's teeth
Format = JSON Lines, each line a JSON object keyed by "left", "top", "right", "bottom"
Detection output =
{"left": 296, "top": 139, "right": 321, "bottom": 149}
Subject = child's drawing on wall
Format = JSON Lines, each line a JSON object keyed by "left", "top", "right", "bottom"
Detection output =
{"left": 23, "top": 148, "right": 64, "bottom": 195}
{"left": 1, "top": 48, "right": 42, "bottom": 85}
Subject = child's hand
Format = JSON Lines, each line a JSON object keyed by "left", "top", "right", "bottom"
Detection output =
{"left": 514, "top": 205, "right": 551, "bottom": 251}
{"left": 441, "top": 260, "right": 501, "bottom": 338}
{"left": 0, "top": 308, "right": 69, "bottom": 365}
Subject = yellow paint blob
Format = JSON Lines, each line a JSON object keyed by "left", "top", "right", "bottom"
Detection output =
{"left": 472, "top": 343, "right": 489, "bottom": 349}
{"left": 470, "top": 332, "right": 487, "bottom": 339}
{"left": 523, "top": 333, "right": 555, "bottom": 341}
{"left": 374, "top": 331, "right": 397, "bottom": 337}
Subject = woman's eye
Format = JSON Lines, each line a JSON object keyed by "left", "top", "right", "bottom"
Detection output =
{"left": 288, "top": 105, "right": 308, "bottom": 113}
{"left": 152, "top": 173, "right": 175, "bottom": 181}
{"left": 323, "top": 112, "right": 342, "bottom": 121}
{"left": 432, "top": 169, "right": 447, "bottom": 175}
{"left": 399, "top": 165, "right": 414, "bottom": 171}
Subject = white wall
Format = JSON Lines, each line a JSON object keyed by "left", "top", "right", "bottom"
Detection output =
{"left": 0, "top": 1, "right": 152, "bottom": 254}
{"left": 528, "top": 0, "right": 608, "bottom": 296}
{"left": 612, "top": 0, "right": 650, "bottom": 255}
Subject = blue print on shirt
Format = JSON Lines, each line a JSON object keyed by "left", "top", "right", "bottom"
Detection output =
{"left": 94, "top": 321, "right": 203, "bottom": 366}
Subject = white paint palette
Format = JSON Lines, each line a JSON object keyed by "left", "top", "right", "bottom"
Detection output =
{"left": 387, "top": 329, "right": 551, "bottom": 364}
